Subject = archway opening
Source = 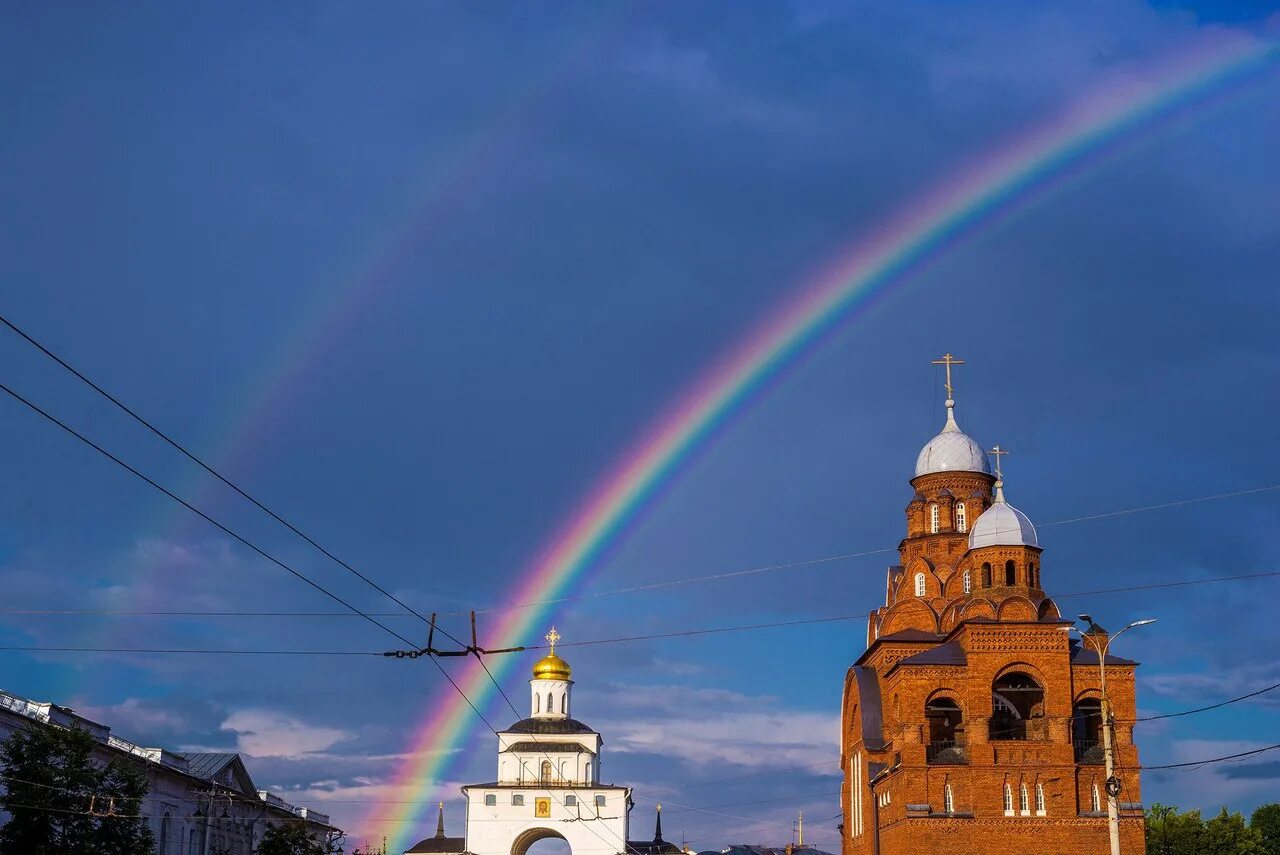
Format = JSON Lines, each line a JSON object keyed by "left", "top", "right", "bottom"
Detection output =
{"left": 512, "top": 827, "right": 570, "bottom": 855}
{"left": 990, "top": 672, "right": 1044, "bottom": 740}
{"left": 925, "top": 696, "right": 965, "bottom": 763}
{"left": 1072, "top": 697, "right": 1104, "bottom": 763}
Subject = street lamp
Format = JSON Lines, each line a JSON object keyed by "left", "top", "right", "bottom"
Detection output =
{"left": 1063, "top": 615, "right": 1156, "bottom": 855}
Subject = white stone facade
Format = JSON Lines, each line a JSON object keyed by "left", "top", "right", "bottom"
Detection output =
{"left": 0, "top": 688, "right": 337, "bottom": 855}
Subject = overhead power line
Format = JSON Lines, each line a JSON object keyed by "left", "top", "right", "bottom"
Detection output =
{"left": 0, "top": 312, "right": 476, "bottom": 648}
{"left": 0, "top": 380, "right": 417, "bottom": 651}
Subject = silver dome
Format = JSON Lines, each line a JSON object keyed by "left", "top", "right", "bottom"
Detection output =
{"left": 914, "top": 404, "right": 991, "bottom": 477}
{"left": 968, "top": 486, "right": 1038, "bottom": 549}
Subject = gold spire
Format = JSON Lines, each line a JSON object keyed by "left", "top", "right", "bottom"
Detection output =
{"left": 931, "top": 352, "right": 965, "bottom": 401}
{"left": 532, "top": 627, "right": 572, "bottom": 681}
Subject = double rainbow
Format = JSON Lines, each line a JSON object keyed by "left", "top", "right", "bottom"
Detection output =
{"left": 354, "top": 36, "right": 1278, "bottom": 848}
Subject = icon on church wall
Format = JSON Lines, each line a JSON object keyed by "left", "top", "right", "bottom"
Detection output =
{"left": 535, "top": 798, "right": 551, "bottom": 818}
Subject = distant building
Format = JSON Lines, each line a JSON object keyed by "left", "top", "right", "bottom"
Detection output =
{"left": 406, "top": 629, "right": 678, "bottom": 855}
{"left": 841, "top": 360, "right": 1145, "bottom": 854}
{"left": 0, "top": 687, "right": 339, "bottom": 855}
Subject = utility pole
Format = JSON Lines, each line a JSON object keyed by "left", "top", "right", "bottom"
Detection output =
{"left": 1069, "top": 614, "right": 1156, "bottom": 855}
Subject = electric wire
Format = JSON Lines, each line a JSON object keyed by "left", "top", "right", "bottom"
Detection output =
{"left": 0, "top": 380, "right": 418, "bottom": 651}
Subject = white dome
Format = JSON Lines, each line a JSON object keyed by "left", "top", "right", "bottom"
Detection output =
{"left": 914, "top": 404, "right": 991, "bottom": 477}
{"left": 968, "top": 487, "right": 1038, "bottom": 549}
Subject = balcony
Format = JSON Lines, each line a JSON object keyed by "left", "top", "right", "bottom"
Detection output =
{"left": 926, "top": 740, "right": 968, "bottom": 765}
{"left": 1074, "top": 739, "right": 1105, "bottom": 765}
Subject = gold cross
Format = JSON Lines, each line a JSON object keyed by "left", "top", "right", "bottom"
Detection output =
{"left": 545, "top": 626, "right": 561, "bottom": 653}
{"left": 989, "top": 444, "right": 1009, "bottom": 480}
{"left": 930, "top": 352, "right": 965, "bottom": 400}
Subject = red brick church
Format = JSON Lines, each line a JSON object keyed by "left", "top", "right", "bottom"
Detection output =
{"left": 840, "top": 356, "right": 1145, "bottom": 855}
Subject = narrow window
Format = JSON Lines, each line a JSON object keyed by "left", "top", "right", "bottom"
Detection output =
{"left": 1005, "top": 560, "right": 1016, "bottom": 586}
{"left": 541, "top": 760, "right": 553, "bottom": 785}
{"left": 955, "top": 503, "right": 967, "bottom": 532}
{"left": 929, "top": 504, "right": 940, "bottom": 533}
{"left": 1035, "top": 783, "right": 1045, "bottom": 815}
{"left": 485, "top": 794, "right": 496, "bottom": 807}
{"left": 595, "top": 795, "right": 606, "bottom": 807}
{"left": 1003, "top": 783, "right": 1013, "bottom": 815}
{"left": 1091, "top": 783, "right": 1101, "bottom": 812}
{"left": 512, "top": 794, "right": 525, "bottom": 806}
{"left": 561, "top": 693, "right": 566, "bottom": 714}
{"left": 535, "top": 693, "right": 540, "bottom": 713}
{"left": 963, "top": 570, "right": 971, "bottom": 595}
{"left": 914, "top": 572, "right": 926, "bottom": 597}
{"left": 547, "top": 692, "right": 554, "bottom": 712}
{"left": 584, "top": 762, "right": 591, "bottom": 782}
{"left": 943, "top": 783, "right": 954, "bottom": 814}
{"left": 1020, "top": 783, "right": 1030, "bottom": 815}
{"left": 982, "top": 562, "right": 992, "bottom": 587}
{"left": 189, "top": 830, "right": 197, "bottom": 855}
{"left": 1030, "top": 562, "right": 1038, "bottom": 588}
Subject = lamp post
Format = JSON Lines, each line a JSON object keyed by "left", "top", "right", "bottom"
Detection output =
{"left": 1065, "top": 615, "right": 1156, "bottom": 855}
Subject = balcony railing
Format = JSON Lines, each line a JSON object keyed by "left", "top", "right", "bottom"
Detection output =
{"left": 925, "top": 740, "right": 968, "bottom": 765}
{"left": 1074, "top": 739, "right": 1105, "bottom": 765}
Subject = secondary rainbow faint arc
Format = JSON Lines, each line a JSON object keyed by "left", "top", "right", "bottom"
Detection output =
{"left": 360, "top": 37, "right": 1278, "bottom": 847}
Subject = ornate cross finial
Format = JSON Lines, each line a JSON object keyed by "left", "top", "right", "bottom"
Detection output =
{"left": 545, "top": 626, "right": 561, "bottom": 653}
{"left": 931, "top": 352, "right": 965, "bottom": 401}
{"left": 989, "top": 444, "right": 1009, "bottom": 480}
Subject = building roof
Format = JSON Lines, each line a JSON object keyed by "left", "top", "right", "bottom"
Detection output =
{"left": 502, "top": 741, "right": 592, "bottom": 754}
{"left": 967, "top": 483, "right": 1038, "bottom": 549}
{"left": 405, "top": 837, "right": 467, "bottom": 854}
{"left": 1070, "top": 646, "right": 1138, "bottom": 667}
{"left": 915, "top": 402, "right": 991, "bottom": 477}
{"left": 895, "top": 641, "right": 967, "bottom": 667}
{"left": 851, "top": 666, "right": 886, "bottom": 751}
{"left": 504, "top": 717, "right": 595, "bottom": 735}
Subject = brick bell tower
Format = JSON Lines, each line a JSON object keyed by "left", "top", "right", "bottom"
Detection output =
{"left": 840, "top": 355, "right": 1145, "bottom": 855}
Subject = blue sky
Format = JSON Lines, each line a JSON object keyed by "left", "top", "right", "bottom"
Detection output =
{"left": 1, "top": 1, "right": 1279, "bottom": 849}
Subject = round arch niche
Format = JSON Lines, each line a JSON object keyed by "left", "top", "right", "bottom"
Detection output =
{"left": 512, "top": 827, "right": 571, "bottom": 855}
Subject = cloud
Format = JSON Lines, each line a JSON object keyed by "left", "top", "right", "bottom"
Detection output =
{"left": 220, "top": 709, "right": 355, "bottom": 759}
{"left": 589, "top": 685, "right": 838, "bottom": 769}
{"left": 71, "top": 697, "right": 188, "bottom": 737}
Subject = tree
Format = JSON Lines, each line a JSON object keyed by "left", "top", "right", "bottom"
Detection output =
{"left": 1203, "top": 808, "right": 1267, "bottom": 855}
{"left": 255, "top": 821, "right": 332, "bottom": 855}
{"left": 1147, "top": 803, "right": 1206, "bottom": 855}
{"left": 1252, "top": 804, "right": 1280, "bottom": 855}
{"left": 0, "top": 723, "right": 154, "bottom": 855}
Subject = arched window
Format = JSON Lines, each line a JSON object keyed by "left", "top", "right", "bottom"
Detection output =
{"left": 982, "top": 562, "right": 992, "bottom": 588}
{"left": 991, "top": 672, "right": 1045, "bottom": 741}
{"left": 1035, "top": 782, "right": 1046, "bottom": 815}
{"left": 955, "top": 503, "right": 967, "bottom": 532}
{"left": 547, "top": 692, "right": 554, "bottom": 712}
{"left": 1003, "top": 783, "right": 1014, "bottom": 815}
{"left": 1029, "top": 561, "right": 1038, "bottom": 587}
{"left": 925, "top": 697, "right": 963, "bottom": 763}
{"left": 929, "top": 504, "right": 940, "bottom": 533}
{"left": 1019, "top": 783, "right": 1030, "bottom": 814}
{"left": 1005, "top": 560, "right": 1016, "bottom": 586}
{"left": 585, "top": 762, "right": 591, "bottom": 782}
{"left": 963, "top": 569, "right": 971, "bottom": 595}
{"left": 914, "top": 572, "right": 926, "bottom": 597}
{"left": 160, "top": 813, "right": 171, "bottom": 855}
{"left": 560, "top": 693, "right": 566, "bottom": 714}
{"left": 943, "top": 783, "right": 954, "bottom": 814}
{"left": 1091, "top": 782, "right": 1101, "bottom": 812}
{"left": 535, "top": 693, "right": 540, "bottom": 713}
{"left": 541, "top": 760, "right": 553, "bottom": 785}
{"left": 1073, "top": 697, "right": 1103, "bottom": 762}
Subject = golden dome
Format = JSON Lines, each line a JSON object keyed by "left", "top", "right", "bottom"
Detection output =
{"left": 532, "top": 626, "right": 572, "bottom": 681}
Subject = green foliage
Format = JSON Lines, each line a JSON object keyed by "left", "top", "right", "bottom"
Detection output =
{"left": 1147, "top": 803, "right": 1279, "bottom": 855}
{"left": 255, "top": 821, "right": 332, "bottom": 855}
{"left": 1253, "top": 804, "right": 1280, "bottom": 855}
{"left": 0, "top": 723, "right": 154, "bottom": 855}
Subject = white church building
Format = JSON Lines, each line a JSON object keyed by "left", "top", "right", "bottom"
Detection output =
{"left": 407, "top": 630, "right": 678, "bottom": 855}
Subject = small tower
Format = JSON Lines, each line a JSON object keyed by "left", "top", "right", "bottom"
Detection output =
{"left": 530, "top": 627, "right": 573, "bottom": 719}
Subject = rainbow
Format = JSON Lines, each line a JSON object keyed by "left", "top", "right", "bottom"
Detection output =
{"left": 363, "top": 36, "right": 1278, "bottom": 849}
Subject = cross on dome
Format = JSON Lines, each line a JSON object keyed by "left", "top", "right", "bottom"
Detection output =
{"left": 989, "top": 444, "right": 1009, "bottom": 485}
{"left": 545, "top": 626, "right": 561, "bottom": 653}
{"left": 931, "top": 351, "right": 965, "bottom": 403}
{"left": 916, "top": 351, "right": 990, "bottom": 476}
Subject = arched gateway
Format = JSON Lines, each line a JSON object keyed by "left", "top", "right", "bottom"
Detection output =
{"left": 406, "top": 630, "right": 679, "bottom": 855}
